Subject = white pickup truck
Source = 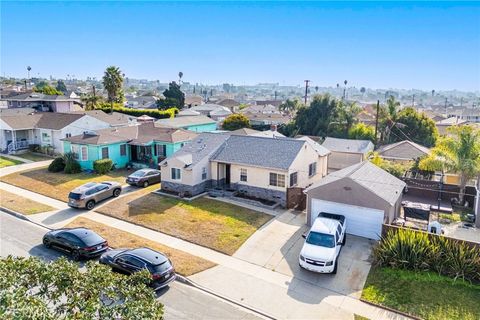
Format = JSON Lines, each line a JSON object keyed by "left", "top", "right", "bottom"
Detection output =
{"left": 299, "top": 212, "right": 346, "bottom": 274}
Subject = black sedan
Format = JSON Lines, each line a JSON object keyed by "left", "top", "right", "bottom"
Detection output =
{"left": 99, "top": 247, "right": 176, "bottom": 290}
{"left": 126, "top": 169, "right": 161, "bottom": 188}
{"left": 42, "top": 228, "right": 108, "bottom": 261}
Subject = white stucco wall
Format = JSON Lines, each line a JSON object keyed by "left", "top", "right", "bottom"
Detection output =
{"left": 288, "top": 142, "right": 328, "bottom": 188}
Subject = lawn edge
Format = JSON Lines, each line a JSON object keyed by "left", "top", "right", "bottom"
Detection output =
{"left": 359, "top": 298, "right": 420, "bottom": 320}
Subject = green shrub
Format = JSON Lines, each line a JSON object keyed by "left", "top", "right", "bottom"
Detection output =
{"left": 29, "top": 144, "right": 41, "bottom": 153}
{"left": 374, "top": 228, "right": 480, "bottom": 283}
{"left": 62, "top": 152, "right": 82, "bottom": 174}
{"left": 93, "top": 159, "right": 113, "bottom": 174}
{"left": 48, "top": 157, "right": 65, "bottom": 172}
{"left": 95, "top": 103, "right": 178, "bottom": 119}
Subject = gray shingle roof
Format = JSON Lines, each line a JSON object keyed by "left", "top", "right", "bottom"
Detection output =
{"left": 297, "top": 136, "right": 331, "bottom": 157}
{"left": 305, "top": 161, "right": 406, "bottom": 205}
{"left": 322, "top": 137, "right": 374, "bottom": 154}
{"left": 155, "top": 115, "right": 216, "bottom": 128}
{"left": 1, "top": 112, "right": 83, "bottom": 130}
{"left": 211, "top": 135, "right": 305, "bottom": 170}
{"left": 4, "top": 92, "right": 78, "bottom": 102}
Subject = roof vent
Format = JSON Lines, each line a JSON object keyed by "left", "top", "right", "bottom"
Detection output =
{"left": 83, "top": 130, "right": 98, "bottom": 136}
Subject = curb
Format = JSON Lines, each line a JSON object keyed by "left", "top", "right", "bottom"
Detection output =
{"left": 175, "top": 275, "right": 277, "bottom": 320}
{"left": 0, "top": 207, "right": 52, "bottom": 230}
{"left": 360, "top": 298, "right": 420, "bottom": 320}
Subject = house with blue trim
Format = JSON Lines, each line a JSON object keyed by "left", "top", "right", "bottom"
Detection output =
{"left": 62, "top": 122, "right": 198, "bottom": 170}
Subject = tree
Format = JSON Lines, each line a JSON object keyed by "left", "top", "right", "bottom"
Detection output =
{"left": 33, "top": 84, "right": 63, "bottom": 95}
{"left": 390, "top": 107, "right": 438, "bottom": 147}
{"left": 419, "top": 126, "right": 480, "bottom": 204}
{"left": 279, "top": 98, "right": 302, "bottom": 115}
{"left": 334, "top": 101, "right": 361, "bottom": 137}
{"left": 348, "top": 123, "right": 375, "bottom": 141}
{"left": 82, "top": 94, "right": 104, "bottom": 111}
{"left": 368, "top": 151, "right": 408, "bottom": 178}
{"left": 222, "top": 114, "right": 251, "bottom": 131}
{"left": 178, "top": 71, "right": 183, "bottom": 84}
{"left": 293, "top": 94, "right": 341, "bottom": 137}
{"left": 360, "top": 87, "right": 366, "bottom": 95}
{"left": 157, "top": 81, "right": 185, "bottom": 109}
{"left": 56, "top": 80, "right": 67, "bottom": 93}
{"left": 0, "top": 256, "right": 163, "bottom": 319}
{"left": 102, "top": 66, "right": 124, "bottom": 104}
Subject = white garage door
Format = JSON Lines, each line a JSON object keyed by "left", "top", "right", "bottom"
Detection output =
{"left": 310, "top": 199, "right": 384, "bottom": 240}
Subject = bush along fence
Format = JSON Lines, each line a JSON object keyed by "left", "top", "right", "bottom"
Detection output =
{"left": 95, "top": 103, "right": 178, "bottom": 119}
{"left": 376, "top": 225, "right": 480, "bottom": 283}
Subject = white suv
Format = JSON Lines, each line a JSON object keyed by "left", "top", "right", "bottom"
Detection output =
{"left": 299, "top": 212, "right": 346, "bottom": 274}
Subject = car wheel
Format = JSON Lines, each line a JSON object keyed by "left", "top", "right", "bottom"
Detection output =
{"left": 113, "top": 188, "right": 121, "bottom": 197}
{"left": 342, "top": 234, "right": 346, "bottom": 245}
{"left": 332, "top": 260, "right": 338, "bottom": 274}
{"left": 86, "top": 200, "right": 95, "bottom": 210}
{"left": 143, "top": 181, "right": 149, "bottom": 188}
{"left": 43, "top": 238, "right": 51, "bottom": 248}
{"left": 72, "top": 250, "right": 81, "bottom": 261}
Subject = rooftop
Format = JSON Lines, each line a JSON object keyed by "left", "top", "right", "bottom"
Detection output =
{"left": 155, "top": 115, "right": 216, "bottom": 128}
{"left": 322, "top": 137, "right": 374, "bottom": 154}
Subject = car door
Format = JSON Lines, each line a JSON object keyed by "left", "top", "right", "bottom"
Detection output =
{"left": 147, "top": 171, "right": 158, "bottom": 184}
{"left": 94, "top": 184, "right": 110, "bottom": 201}
{"left": 114, "top": 254, "right": 144, "bottom": 274}
{"left": 153, "top": 170, "right": 161, "bottom": 183}
{"left": 55, "top": 233, "right": 76, "bottom": 252}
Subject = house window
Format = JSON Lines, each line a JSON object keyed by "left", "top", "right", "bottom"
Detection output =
{"left": 80, "top": 146, "right": 88, "bottom": 161}
{"left": 290, "top": 172, "right": 298, "bottom": 187}
{"left": 155, "top": 144, "right": 167, "bottom": 157}
{"left": 42, "top": 132, "right": 50, "bottom": 142}
{"left": 101, "top": 147, "right": 109, "bottom": 159}
{"left": 202, "top": 167, "right": 207, "bottom": 180}
{"left": 171, "top": 168, "right": 181, "bottom": 180}
{"left": 120, "top": 144, "right": 127, "bottom": 156}
{"left": 240, "top": 168, "right": 247, "bottom": 182}
{"left": 65, "top": 133, "right": 72, "bottom": 138}
{"left": 308, "top": 162, "right": 317, "bottom": 177}
{"left": 269, "top": 173, "right": 285, "bottom": 187}
{"left": 71, "top": 145, "right": 79, "bottom": 160}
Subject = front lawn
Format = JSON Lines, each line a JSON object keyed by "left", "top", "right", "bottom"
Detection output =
{"left": 0, "top": 156, "right": 23, "bottom": 168}
{"left": 0, "top": 190, "right": 55, "bottom": 215}
{"left": 0, "top": 167, "right": 128, "bottom": 202}
{"left": 14, "top": 152, "right": 53, "bottom": 162}
{"left": 65, "top": 217, "right": 215, "bottom": 276}
{"left": 362, "top": 267, "right": 480, "bottom": 320}
{"left": 96, "top": 193, "right": 273, "bottom": 255}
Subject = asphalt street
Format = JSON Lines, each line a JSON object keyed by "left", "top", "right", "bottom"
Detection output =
{"left": 0, "top": 211, "right": 262, "bottom": 320}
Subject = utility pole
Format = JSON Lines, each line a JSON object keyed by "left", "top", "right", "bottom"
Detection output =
{"left": 460, "top": 97, "right": 463, "bottom": 108}
{"left": 304, "top": 80, "right": 310, "bottom": 105}
{"left": 274, "top": 90, "right": 278, "bottom": 101}
{"left": 444, "top": 97, "right": 448, "bottom": 116}
{"left": 374, "top": 100, "right": 380, "bottom": 145}
{"left": 92, "top": 85, "right": 96, "bottom": 97}
{"left": 412, "top": 94, "right": 415, "bottom": 108}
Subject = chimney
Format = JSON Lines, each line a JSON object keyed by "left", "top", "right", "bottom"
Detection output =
{"left": 270, "top": 124, "right": 277, "bottom": 132}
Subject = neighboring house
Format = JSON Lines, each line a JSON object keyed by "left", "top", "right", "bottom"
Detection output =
{"left": 243, "top": 112, "right": 290, "bottom": 126}
{"left": 447, "top": 108, "right": 480, "bottom": 123}
{"left": 322, "top": 137, "right": 374, "bottom": 172}
{"left": 0, "top": 112, "right": 112, "bottom": 153}
{"left": 2, "top": 92, "right": 81, "bottom": 112}
{"left": 125, "top": 96, "right": 158, "bottom": 109}
{"left": 435, "top": 117, "right": 469, "bottom": 135}
{"left": 62, "top": 122, "right": 198, "bottom": 170}
{"left": 184, "top": 94, "right": 203, "bottom": 107}
{"left": 177, "top": 109, "right": 201, "bottom": 117}
{"left": 230, "top": 127, "right": 286, "bottom": 138}
{"left": 217, "top": 98, "right": 240, "bottom": 110}
{"left": 190, "top": 104, "right": 232, "bottom": 121}
{"left": 155, "top": 115, "right": 217, "bottom": 132}
{"left": 242, "top": 104, "right": 281, "bottom": 114}
{"left": 255, "top": 100, "right": 282, "bottom": 108}
{"left": 70, "top": 110, "right": 137, "bottom": 127}
{"left": 376, "top": 140, "right": 430, "bottom": 162}
{"left": 305, "top": 161, "right": 406, "bottom": 240}
{"left": 160, "top": 133, "right": 329, "bottom": 206}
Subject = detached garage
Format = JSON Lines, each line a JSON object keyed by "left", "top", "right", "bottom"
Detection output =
{"left": 305, "top": 161, "right": 406, "bottom": 240}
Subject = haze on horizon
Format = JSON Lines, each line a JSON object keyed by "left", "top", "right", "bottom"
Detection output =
{"left": 1, "top": 1, "right": 479, "bottom": 92}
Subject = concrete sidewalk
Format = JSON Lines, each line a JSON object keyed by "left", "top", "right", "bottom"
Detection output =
{"left": 0, "top": 154, "right": 33, "bottom": 163}
{"left": 0, "top": 159, "right": 52, "bottom": 177}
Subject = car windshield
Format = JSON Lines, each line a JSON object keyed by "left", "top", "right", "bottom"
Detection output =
{"left": 69, "top": 192, "right": 82, "bottom": 200}
{"left": 130, "top": 171, "right": 146, "bottom": 177}
{"left": 81, "top": 233, "right": 104, "bottom": 246}
{"left": 306, "top": 232, "right": 335, "bottom": 248}
{"left": 149, "top": 261, "right": 172, "bottom": 274}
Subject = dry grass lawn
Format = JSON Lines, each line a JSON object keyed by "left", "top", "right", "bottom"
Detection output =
{"left": 14, "top": 152, "right": 53, "bottom": 162}
{"left": 97, "top": 193, "right": 273, "bottom": 255}
{"left": 0, "top": 190, "right": 54, "bottom": 215}
{"left": 0, "top": 156, "right": 23, "bottom": 168}
{"left": 0, "top": 167, "right": 128, "bottom": 202}
{"left": 65, "top": 216, "right": 215, "bottom": 276}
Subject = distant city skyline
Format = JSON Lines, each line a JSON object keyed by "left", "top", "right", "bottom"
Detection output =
{"left": 1, "top": 1, "right": 479, "bottom": 91}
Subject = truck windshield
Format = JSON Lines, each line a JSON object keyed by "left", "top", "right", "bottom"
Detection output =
{"left": 306, "top": 232, "right": 335, "bottom": 248}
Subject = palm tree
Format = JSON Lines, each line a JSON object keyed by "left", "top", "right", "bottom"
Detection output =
{"left": 432, "top": 89, "right": 435, "bottom": 97}
{"left": 81, "top": 94, "right": 103, "bottom": 111}
{"left": 178, "top": 72, "right": 183, "bottom": 84}
{"left": 27, "top": 66, "right": 31, "bottom": 79}
{"left": 419, "top": 126, "right": 480, "bottom": 204}
{"left": 102, "top": 66, "right": 124, "bottom": 111}
{"left": 279, "top": 99, "right": 302, "bottom": 115}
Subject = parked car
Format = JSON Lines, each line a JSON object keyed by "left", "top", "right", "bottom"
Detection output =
{"left": 299, "top": 212, "right": 346, "bottom": 274}
{"left": 126, "top": 169, "right": 161, "bottom": 187}
{"left": 99, "top": 247, "right": 176, "bottom": 290}
{"left": 68, "top": 181, "right": 122, "bottom": 210}
{"left": 42, "top": 228, "right": 108, "bottom": 261}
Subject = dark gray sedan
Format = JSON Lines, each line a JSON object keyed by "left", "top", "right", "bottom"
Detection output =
{"left": 126, "top": 169, "right": 161, "bottom": 187}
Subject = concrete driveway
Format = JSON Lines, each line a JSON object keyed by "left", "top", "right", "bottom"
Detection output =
{"left": 234, "top": 210, "right": 375, "bottom": 299}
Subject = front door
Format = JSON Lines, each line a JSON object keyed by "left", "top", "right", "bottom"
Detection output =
{"left": 225, "top": 164, "right": 231, "bottom": 185}
{"left": 131, "top": 145, "right": 138, "bottom": 162}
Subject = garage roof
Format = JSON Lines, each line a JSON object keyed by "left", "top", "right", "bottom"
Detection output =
{"left": 305, "top": 161, "right": 406, "bottom": 205}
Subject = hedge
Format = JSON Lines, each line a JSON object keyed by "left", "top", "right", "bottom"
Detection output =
{"left": 95, "top": 103, "right": 178, "bottom": 119}
{"left": 48, "top": 157, "right": 65, "bottom": 173}
{"left": 93, "top": 159, "right": 113, "bottom": 174}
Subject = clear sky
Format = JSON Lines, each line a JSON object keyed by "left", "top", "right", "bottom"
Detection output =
{"left": 1, "top": 1, "right": 479, "bottom": 91}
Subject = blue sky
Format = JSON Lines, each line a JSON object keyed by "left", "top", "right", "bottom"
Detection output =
{"left": 1, "top": 1, "right": 479, "bottom": 91}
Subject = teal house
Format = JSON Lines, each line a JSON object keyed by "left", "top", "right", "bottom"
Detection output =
{"left": 62, "top": 122, "right": 198, "bottom": 170}
{"left": 155, "top": 115, "right": 217, "bottom": 132}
